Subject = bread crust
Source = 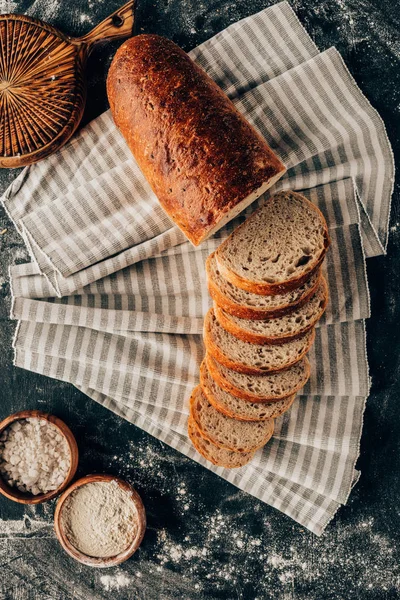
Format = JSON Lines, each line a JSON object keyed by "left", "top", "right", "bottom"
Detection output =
{"left": 200, "top": 360, "right": 296, "bottom": 421}
{"left": 205, "top": 354, "right": 311, "bottom": 403}
{"left": 189, "top": 386, "right": 274, "bottom": 452}
{"left": 188, "top": 417, "right": 255, "bottom": 468}
{"left": 213, "top": 276, "right": 328, "bottom": 345}
{"left": 206, "top": 252, "right": 322, "bottom": 320}
{"left": 204, "top": 308, "right": 315, "bottom": 375}
{"left": 215, "top": 194, "right": 330, "bottom": 294}
{"left": 107, "top": 34, "right": 286, "bottom": 246}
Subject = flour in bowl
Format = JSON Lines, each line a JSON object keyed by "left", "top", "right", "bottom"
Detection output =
{"left": 60, "top": 480, "right": 139, "bottom": 558}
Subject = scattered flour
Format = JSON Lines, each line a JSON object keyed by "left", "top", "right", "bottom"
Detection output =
{"left": 99, "top": 572, "right": 132, "bottom": 592}
{"left": 0, "top": 515, "right": 52, "bottom": 537}
{"left": 156, "top": 529, "right": 205, "bottom": 565}
{"left": 0, "top": 0, "right": 18, "bottom": 11}
{"left": 10, "top": 246, "right": 30, "bottom": 263}
{"left": 150, "top": 508, "right": 399, "bottom": 597}
{"left": 25, "top": 0, "right": 61, "bottom": 22}
{"left": 79, "top": 13, "right": 92, "bottom": 24}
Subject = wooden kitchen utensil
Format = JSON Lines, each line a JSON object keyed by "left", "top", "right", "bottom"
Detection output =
{"left": 0, "top": 1, "right": 136, "bottom": 168}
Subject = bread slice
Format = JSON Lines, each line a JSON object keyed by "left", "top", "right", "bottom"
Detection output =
{"left": 188, "top": 417, "right": 255, "bottom": 468}
{"left": 204, "top": 308, "right": 315, "bottom": 374}
{"left": 206, "top": 354, "right": 310, "bottom": 402}
{"left": 214, "top": 276, "right": 328, "bottom": 345}
{"left": 189, "top": 386, "right": 274, "bottom": 452}
{"left": 200, "top": 360, "right": 296, "bottom": 421}
{"left": 215, "top": 191, "right": 330, "bottom": 295}
{"left": 207, "top": 252, "right": 321, "bottom": 319}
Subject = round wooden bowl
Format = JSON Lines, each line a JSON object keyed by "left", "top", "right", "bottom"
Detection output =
{"left": 0, "top": 410, "right": 79, "bottom": 504}
{"left": 54, "top": 474, "right": 146, "bottom": 568}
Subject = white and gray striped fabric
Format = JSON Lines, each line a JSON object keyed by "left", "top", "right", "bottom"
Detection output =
{"left": 1, "top": 2, "right": 394, "bottom": 535}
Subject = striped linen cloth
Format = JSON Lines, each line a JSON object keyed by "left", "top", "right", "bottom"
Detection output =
{"left": 1, "top": 2, "right": 394, "bottom": 534}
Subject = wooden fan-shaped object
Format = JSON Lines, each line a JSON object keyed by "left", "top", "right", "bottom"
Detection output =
{"left": 0, "top": 1, "right": 136, "bottom": 168}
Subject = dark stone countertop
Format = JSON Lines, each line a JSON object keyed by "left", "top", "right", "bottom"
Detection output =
{"left": 0, "top": 1, "right": 399, "bottom": 598}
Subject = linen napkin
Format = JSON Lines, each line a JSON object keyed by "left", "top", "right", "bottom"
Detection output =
{"left": 2, "top": 2, "right": 394, "bottom": 535}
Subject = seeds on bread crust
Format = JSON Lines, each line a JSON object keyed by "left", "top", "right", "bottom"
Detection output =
{"left": 204, "top": 308, "right": 315, "bottom": 374}
{"left": 200, "top": 360, "right": 296, "bottom": 421}
{"left": 189, "top": 386, "right": 274, "bottom": 453}
{"left": 214, "top": 276, "right": 328, "bottom": 345}
{"left": 206, "top": 252, "right": 321, "bottom": 320}
{"left": 205, "top": 354, "right": 310, "bottom": 402}
{"left": 215, "top": 191, "right": 330, "bottom": 295}
{"left": 188, "top": 417, "right": 255, "bottom": 468}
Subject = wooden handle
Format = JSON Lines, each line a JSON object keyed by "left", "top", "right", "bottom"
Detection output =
{"left": 73, "top": 0, "right": 136, "bottom": 55}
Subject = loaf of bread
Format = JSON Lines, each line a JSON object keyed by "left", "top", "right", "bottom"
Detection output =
{"left": 107, "top": 35, "right": 286, "bottom": 245}
{"left": 200, "top": 360, "right": 296, "bottom": 421}
{"left": 207, "top": 252, "right": 321, "bottom": 319}
{"left": 190, "top": 386, "right": 274, "bottom": 452}
{"left": 206, "top": 354, "right": 310, "bottom": 402}
{"left": 215, "top": 191, "right": 330, "bottom": 294}
{"left": 213, "top": 276, "right": 328, "bottom": 344}
{"left": 188, "top": 417, "right": 256, "bottom": 468}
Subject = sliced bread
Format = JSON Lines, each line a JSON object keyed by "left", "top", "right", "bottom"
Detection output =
{"left": 189, "top": 386, "right": 274, "bottom": 452}
{"left": 214, "top": 276, "right": 328, "bottom": 344}
{"left": 200, "top": 360, "right": 296, "bottom": 421}
{"left": 207, "top": 252, "right": 321, "bottom": 319}
{"left": 188, "top": 417, "right": 255, "bottom": 468}
{"left": 215, "top": 191, "right": 330, "bottom": 295}
{"left": 206, "top": 354, "right": 310, "bottom": 402}
{"left": 204, "top": 308, "right": 315, "bottom": 374}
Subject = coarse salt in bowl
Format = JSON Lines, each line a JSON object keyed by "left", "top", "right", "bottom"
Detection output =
{"left": 0, "top": 410, "right": 79, "bottom": 504}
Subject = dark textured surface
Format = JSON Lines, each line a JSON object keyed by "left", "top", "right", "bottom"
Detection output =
{"left": 0, "top": 0, "right": 399, "bottom": 598}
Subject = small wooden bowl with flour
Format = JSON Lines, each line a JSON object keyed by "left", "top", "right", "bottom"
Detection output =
{"left": 54, "top": 474, "right": 146, "bottom": 567}
{"left": 0, "top": 410, "right": 79, "bottom": 504}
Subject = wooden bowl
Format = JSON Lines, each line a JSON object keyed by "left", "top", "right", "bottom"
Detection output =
{"left": 0, "top": 410, "right": 79, "bottom": 504}
{"left": 54, "top": 474, "right": 146, "bottom": 567}
{"left": 0, "top": 1, "right": 136, "bottom": 168}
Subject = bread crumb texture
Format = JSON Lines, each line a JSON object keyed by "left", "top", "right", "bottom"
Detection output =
{"left": 216, "top": 191, "right": 329, "bottom": 286}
